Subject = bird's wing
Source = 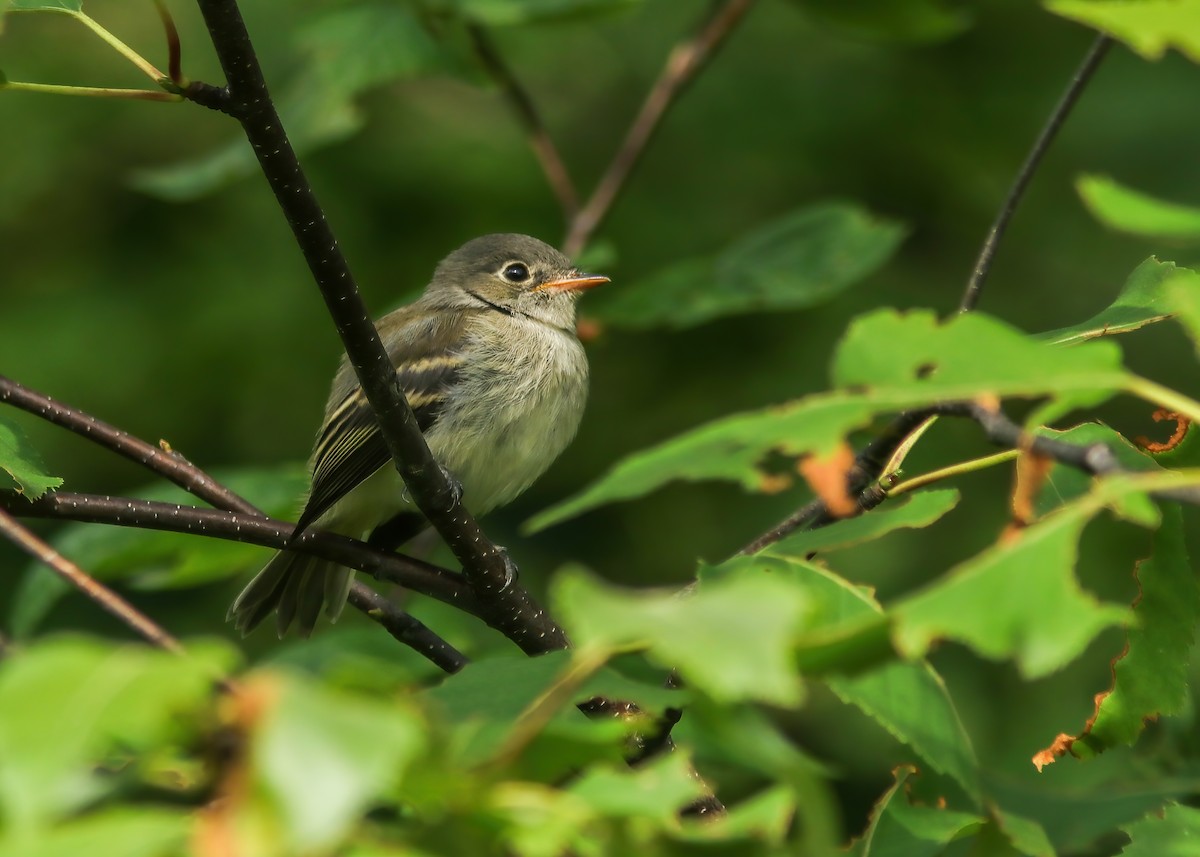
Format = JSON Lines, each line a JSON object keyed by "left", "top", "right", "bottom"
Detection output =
{"left": 292, "top": 312, "right": 470, "bottom": 536}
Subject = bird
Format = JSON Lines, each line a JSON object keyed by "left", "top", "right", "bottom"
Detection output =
{"left": 229, "top": 233, "right": 608, "bottom": 637}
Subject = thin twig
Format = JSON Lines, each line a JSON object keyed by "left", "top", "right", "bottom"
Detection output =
{"left": 186, "top": 0, "right": 568, "bottom": 652}
{"left": 468, "top": 25, "right": 579, "bottom": 218}
{"left": 959, "top": 34, "right": 1112, "bottom": 313}
{"left": 0, "top": 507, "right": 184, "bottom": 653}
{"left": 346, "top": 586, "right": 468, "bottom": 673}
{"left": 562, "top": 0, "right": 757, "bottom": 257}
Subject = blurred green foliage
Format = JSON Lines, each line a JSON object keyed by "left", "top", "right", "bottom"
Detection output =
{"left": 4, "top": 0, "right": 1200, "bottom": 854}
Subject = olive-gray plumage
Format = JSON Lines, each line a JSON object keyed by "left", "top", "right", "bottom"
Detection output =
{"left": 230, "top": 234, "right": 607, "bottom": 637}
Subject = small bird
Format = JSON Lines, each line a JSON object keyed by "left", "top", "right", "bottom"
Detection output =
{"left": 230, "top": 234, "right": 608, "bottom": 637}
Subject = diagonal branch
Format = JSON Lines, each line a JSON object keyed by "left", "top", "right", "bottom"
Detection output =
{"left": 562, "top": 0, "right": 757, "bottom": 257}
{"left": 181, "top": 0, "right": 567, "bottom": 652}
{"left": 0, "top": 507, "right": 184, "bottom": 654}
{"left": 468, "top": 25, "right": 579, "bottom": 219}
{"left": 959, "top": 33, "right": 1112, "bottom": 313}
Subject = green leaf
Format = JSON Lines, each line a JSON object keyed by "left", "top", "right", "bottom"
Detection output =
{"left": 991, "top": 808, "right": 1056, "bottom": 857}
{"left": 718, "top": 555, "right": 980, "bottom": 797}
{"left": 1045, "top": 0, "right": 1200, "bottom": 63}
{"left": 1169, "top": 269, "right": 1200, "bottom": 355}
{"left": 8, "top": 465, "right": 308, "bottom": 637}
{"left": 530, "top": 310, "right": 1128, "bottom": 530}
{"left": 552, "top": 566, "right": 809, "bottom": 706}
{"left": 131, "top": 6, "right": 448, "bottom": 200}
{"left": 253, "top": 673, "right": 426, "bottom": 851}
{"left": 854, "top": 767, "right": 984, "bottom": 857}
{"left": 596, "top": 202, "right": 906, "bottom": 329}
{"left": 1080, "top": 505, "right": 1198, "bottom": 753}
{"left": 796, "top": 0, "right": 972, "bottom": 44}
{"left": 0, "top": 807, "right": 190, "bottom": 857}
{"left": 433, "top": 0, "right": 642, "bottom": 25}
{"left": 0, "top": 637, "right": 237, "bottom": 829}
{"left": 568, "top": 752, "right": 706, "bottom": 821}
{"left": 892, "top": 498, "right": 1132, "bottom": 679}
{"left": 675, "top": 785, "right": 796, "bottom": 845}
{"left": 0, "top": 417, "right": 62, "bottom": 501}
{"left": 1039, "top": 258, "right": 1199, "bottom": 346}
{"left": 1076, "top": 175, "right": 1200, "bottom": 240}
{"left": 7, "top": 1, "right": 84, "bottom": 11}
{"left": 1120, "top": 802, "right": 1200, "bottom": 856}
{"left": 764, "top": 489, "right": 960, "bottom": 559}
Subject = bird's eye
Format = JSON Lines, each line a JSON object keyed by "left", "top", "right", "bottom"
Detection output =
{"left": 501, "top": 262, "right": 530, "bottom": 283}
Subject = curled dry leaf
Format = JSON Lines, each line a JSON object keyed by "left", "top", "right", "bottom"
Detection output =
{"left": 797, "top": 442, "right": 857, "bottom": 518}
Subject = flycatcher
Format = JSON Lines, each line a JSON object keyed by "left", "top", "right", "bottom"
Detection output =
{"left": 230, "top": 233, "right": 608, "bottom": 637}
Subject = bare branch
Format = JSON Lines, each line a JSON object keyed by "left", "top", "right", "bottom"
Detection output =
{"left": 468, "top": 25, "right": 579, "bottom": 219}
{"left": 0, "top": 507, "right": 184, "bottom": 654}
{"left": 346, "top": 585, "right": 468, "bottom": 673}
{"left": 185, "top": 0, "right": 568, "bottom": 652}
{"left": 563, "top": 0, "right": 757, "bottom": 257}
{"left": 959, "top": 34, "right": 1112, "bottom": 313}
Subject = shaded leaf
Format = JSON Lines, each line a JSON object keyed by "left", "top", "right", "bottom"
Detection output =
{"left": 552, "top": 566, "right": 809, "bottom": 706}
{"left": 0, "top": 808, "right": 189, "bottom": 857}
{"left": 8, "top": 465, "right": 308, "bottom": 637}
{"left": 716, "top": 555, "right": 980, "bottom": 797}
{"left": 0, "top": 417, "right": 62, "bottom": 500}
{"left": 132, "top": 6, "right": 449, "bottom": 200}
{"left": 1077, "top": 175, "right": 1200, "bottom": 240}
{"left": 1039, "top": 258, "right": 1198, "bottom": 345}
{"left": 1170, "top": 270, "right": 1200, "bottom": 355}
{"left": 1081, "top": 507, "right": 1197, "bottom": 755}
{"left": 991, "top": 808, "right": 1055, "bottom": 857}
{"left": 253, "top": 674, "right": 425, "bottom": 851}
{"left": 893, "top": 496, "right": 1132, "bottom": 679}
{"left": 797, "top": 0, "right": 971, "bottom": 44}
{"left": 530, "top": 310, "right": 1128, "bottom": 530}
{"left": 7, "top": 0, "right": 83, "bottom": 10}
{"left": 764, "top": 489, "right": 960, "bottom": 559}
{"left": 1120, "top": 801, "right": 1200, "bottom": 856}
{"left": 1046, "top": 0, "right": 1200, "bottom": 63}
{"left": 853, "top": 766, "right": 983, "bottom": 857}
{"left": 0, "top": 637, "right": 236, "bottom": 828}
{"left": 597, "top": 202, "right": 905, "bottom": 329}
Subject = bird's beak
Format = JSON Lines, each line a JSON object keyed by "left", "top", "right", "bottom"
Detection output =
{"left": 534, "top": 272, "right": 611, "bottom": 294}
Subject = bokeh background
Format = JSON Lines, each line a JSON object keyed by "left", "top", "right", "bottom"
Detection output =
{"left": 3, "top": 0, "right": 1199, "bottom": 845}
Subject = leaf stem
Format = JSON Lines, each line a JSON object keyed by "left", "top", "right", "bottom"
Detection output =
{"left": 888, "top": 450, "right": 1020, "bottom": 498}
{"left": 1125, "top": 376, "right": 1200, "bottom": 426}
{"left": 74, "top": 11, "right": 169, "bottom": 84}
{"left": 0, "top": 80, "right": 181, "bottom": 101}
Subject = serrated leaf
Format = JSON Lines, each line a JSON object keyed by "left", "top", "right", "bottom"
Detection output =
{"left": 0, "top": 637, "right": 237, "bottom": 829}
{"left": 765, "top": 489, "right": 960, "bottom": 558}
{"left": 1077, "top": 175, "right": 1200, "bottom": 240}
{"left": 797, "top": 0, "right": 971, "bottom": 44}
{"left": 132, "top": 6, "right": 448, "bottom": 200}
{"left": 8, "top": 465, "right": 307, "bottom": 638}
{"left": 1046, "top": 0, "right": 1200, "bottom": 62}
{"left": 893, "top": 499, "right": 1132, "bottom": 679}
{"left": 0, "top": 807, "right": 190, "bottom": 857}
{"left": 715, "top": 555, "right": 980, "bottom": 797}
{"left": 253, "top": 674, "right": 425, "bottom": 851}
{"left": 854, "top": 767, "right": 984, "bottom": 857}
{"left": 1119, "top": 802, "right": 1200, "bottom": 856}
{"left": 597, "top": 202, "right": 906, "bottom": 329}
{"left": 1039, "top": 258, "right": 1198, "bottom": 345}
{"left": 530, "top": 310, "right": 1129, "bottom": 530}
{"left": 552, "top": 567, "right": 809, "bottom": 706}
{"left": 0, "top": 417, "right": 62, "bottom": 501}
{"left": 433, "top": 0, "right": 641, "bottom": 25}
{"left": 1081, "top": 507, "right": 1197, "bottom": 754}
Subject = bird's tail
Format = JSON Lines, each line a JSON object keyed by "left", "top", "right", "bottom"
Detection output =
{"left": 228, "top": 550, "right": 354, "bottom": 638}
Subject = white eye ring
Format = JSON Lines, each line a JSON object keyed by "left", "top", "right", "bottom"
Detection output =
{"left": 500, "top": 262, "right": 530, "bottom": 283}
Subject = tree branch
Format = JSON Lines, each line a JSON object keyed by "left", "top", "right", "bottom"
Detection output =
{"left": 183, "top": 0, "right": 567, "bottom": 652}
{"left": 468, "top": 24, "right": 579, "bottom": 219}
{"left": 346, "top": 585, "right": 468, "bottom": 673}
{"left": 0, "top": 507, "right": 184, "bottom": 654}
{"left": 1, "top": 374, "right": 471, "bottom": 667}
{"left": 562, "top": 0, "right": 757, "bottom": 257}
{"left": 958, "top": 34, "right": 1112, "bottom": 313}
